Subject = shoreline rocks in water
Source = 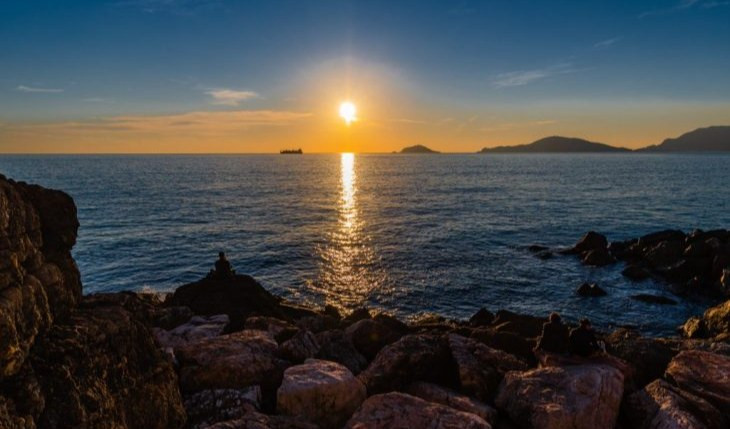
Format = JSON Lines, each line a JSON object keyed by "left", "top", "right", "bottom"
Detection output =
{"left": 2, "top": 173, "right": 730, "bottom": 428}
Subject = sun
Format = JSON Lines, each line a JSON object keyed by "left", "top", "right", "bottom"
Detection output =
{"left": 339, "top": 101, "right": 357, "bottom": 125}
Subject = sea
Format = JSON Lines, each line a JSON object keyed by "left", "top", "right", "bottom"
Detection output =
{"left": 2, "top": 153, "right": 728, "bottom": 336}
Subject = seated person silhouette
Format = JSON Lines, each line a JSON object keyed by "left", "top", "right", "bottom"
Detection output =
{"left": 569, "top": 319, "right": 600, "bottom": 357}
{"left": 535, "top": 312, "right": 570, "bottom": 355}
{"left": 211, "top": 252, "right": 234, "bottom": 280}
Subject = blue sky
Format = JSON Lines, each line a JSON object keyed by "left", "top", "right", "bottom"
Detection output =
{"left": 1, "top": 0, "right": 729, "bottom": 152}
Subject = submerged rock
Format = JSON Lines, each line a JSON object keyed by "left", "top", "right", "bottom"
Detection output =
{"left": 495, "top": 364, "right": 624, "bottom": 429}
{"left": 344, "top": 392, "right": 491, "bottom": 429}
{"left": 277, "top": 359, "right": 366, "bottom": 429}
{"left": 576, "top": 282, "right": 607, "bottom": 297}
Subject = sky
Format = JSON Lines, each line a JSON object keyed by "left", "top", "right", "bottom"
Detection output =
{"left": 1, "top": 0, "right": 729, "bottom": 153}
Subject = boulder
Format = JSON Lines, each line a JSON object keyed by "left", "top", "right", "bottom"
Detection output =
{"left": 184, "top": 387, "right": 262, "bottom": 429}
{"left": 581, "top": 248, "right": 615, "bottom": 266}
{"left": 622, "top": 265, "right": 651, "bottom": 281}
{"left": 315, "top": 329, "right": 368, "bottom": 375}
{"left": 245, "top": 316, "right": 298, "bottom": 342}
{"left": 625, "top": 379, "right": 727, "bottom": 429}
{"left": 638, "top": 230, "right": 686, "bottom": 248}
{"left": 357, "top": 334, "right": 456, "bottom": 394}
{"left": 604, "top": 328, "right": 678, "bottom": 391}
{"left": 468, "top": 308, "right": 494, "bottom": 327}
{"left": 406, "top": 381, "right": 497, "bottom": 424}
{"left": 645, "top": 240, "right": 684, "bottom": 268}
{"left": 681, "top": 316, "right": 706, "bottom": 339}
{"left": 470, "top": 328, "right": 536, "bottom": 364}
{"left": 176, "top": 329, "right": 290, "bottom": 394}
{"left": 153, "top": 314, "right": 229, "bottom": 351}
{"left": 342, "top": 308, "right": 371, "bottom": 326}
{"left": 344, "top": 392, "right": 491, "bottom": 429}
{"left": 490, "top": 310, "right": 544, "bottom": 338}
{"left": 206, "top": 407, "right": 318, "bottom": 429}
{"left": 277, "top": 359, "right": 366, "bottom": 429}
{"left": 495, "top": 364, "right": 624, "bottom": 429}
{"left": 576, "top": 282, "right": 607, "bottom": 297}
{"left": 447, "top": 334, "right": 527, "bottom": 401}
{"left": 698, "top": 299, "right": 730, "bottom": 338}
{"left": 665, "top": 350, "right": 730, "bottom": 414}
{"left": 569, "top": 231, "right": 608, "bottom": 254}
{"left": 345, "top": 318, "right": 404, "bottom": 360}
{"left": 278, "top": 330, "right": 320, "bottom": 363}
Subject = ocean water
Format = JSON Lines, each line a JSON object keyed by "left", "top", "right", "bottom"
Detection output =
{"left": 2, "top": 153, "right": 728, "bottom": 336}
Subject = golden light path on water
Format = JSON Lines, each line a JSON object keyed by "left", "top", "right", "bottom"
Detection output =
{"left": 314, "top": 153, "right": 386, "bottom": 311}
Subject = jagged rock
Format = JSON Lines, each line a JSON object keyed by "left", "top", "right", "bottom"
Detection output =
{"left": 206, "top": 406, "right": 319, "bottom": 429}
{"left": 277, "top": 359, "right": 365, "bottom": 429}
{"left": 468, "top": 308, "right": 494, "bottom": 327}
{"left": 470, "top": 328, "right": 536, "bottom": 365}
{"left": 447, "top": 334, "right": 527, "bottom": 401}
{"left": 604, "top": 328, "right": 678, "bottom": 391}
{"left": 681, "top": 316, "right": 706, "bottom": 339}
{"left": 344, "top": 392, "right": 491, "bottom": 429}
{"left": 638, "top": 230, "right": 686, "bottom": 248}
{"left": 345, "top": 318, "right": 404, "bottom": 360}
{"left": 0, "top": 176, "right": 81, "bottom": 378}
{"left": 630, "top": 294, "right": 677, "bottom": 305}
{"left": 576, "top": 282, "right": 607, "bottom": 297}
{"left": 581, "top": 248, "right": 615, "bottom": 266}
{"left": 495, "top": 364, "right": 624, "bottom": 429}
{"left": 176, "top": 329, "right": 290, "bottom": 394}
{"left": 357, "top": 334, "right": 456, "bottom": 394}
{"left": 152, "top": 305, "right": 193, "bottom": 330}
{"left": 569, "top": 231, "right": 608, "bottom": 254}
{"left": 153, "top": 314, "right": 229, "bottom": 351}
{"left": 29, "top": 295, "right": 186, "bottom": 429}
{"left": 622, "top": 264, "right": 651, "bottom": 281}
{"left": 645, "top": 240, "right": 685, "bottom": 268}
{"left": 665, "top": 350, "right": 730, "bottom": 414}
{"left": 314, "top": 330, "right": 367, "bottom": 375}
{"left": 184, "top": 387, "right": 262, "bottom": 429}
{"left": 245, "top": 316, "right": 298, "bottom": 342}
{"left": 406, "top": 381, "right": 497, "bottom": 424}
{"left": 342, "top": 308, "right": 371, "bottom": 326}
{"left": 625, "top": 379, "right": 728, "bottom": 429}
{"left": 278, "top": 330, "right": 320, "bottom": 363}
{"left": 695, "top": 299, "right": 730, "bottom": 339}
{"left": 490, "top": 310, "right": 544, "bottom": 338}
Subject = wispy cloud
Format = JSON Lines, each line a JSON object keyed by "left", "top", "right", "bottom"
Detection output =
{"left": 594, "top": 37, "right": 621, "bottom": 48}
{"left": 16, "top": 85, "right": 63, "bottom": 93}
{"left": 3, "top": 110, "right": 311, "bottom": 135}
{"left": 82, "top": 97, "right": 112, "bottom": 103}
{"left": 115, "top": 0, "right": 221, "bottom": 15}
{"left": 481, "top": 120, "right": 557, "bottom": 132}
{"left": 636, "top": 0, "right": 727, "bottom": 18}
{"left": 206, "top": 88, "right": 259, "bottom": 106}
{"left": 492, "top": 63, "right": 581, "bottom": 88}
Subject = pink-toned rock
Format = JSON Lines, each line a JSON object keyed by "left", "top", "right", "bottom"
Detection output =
{"left": 448, "top": 333, "right": 528, "bottom": 401}
{"left": 625, "top": 379, "right": 727, "bottom": 429}
{"left": 406, "top": 381, "right": 497, "bottom": 424}
{"left": 495, "top": 364, "right": 623, "bottom": 429}
{"left": 665, "top": 350, "right": 730, "bottom": 414}
{"left": 177, "top": 329, "right": 289, "bottom": 393}
{"left": 153, "top": 314, "right": 229, "bottom": 351}
{"left": 277, "top": 359, "right": 366, "bottom": 429}
{"left": 344, "top": 392, "right": 491, "bottom": 429}
{"left": 278, "top": 330, "right": 320, "bottom": 363}
{"left": 245, "top": 316, "right": 298, "bottom": 341}
{"left": 207, "top": 407, "right": 318, "bottom": 429}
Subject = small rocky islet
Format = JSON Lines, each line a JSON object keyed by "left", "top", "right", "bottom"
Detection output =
{"left": 1, "top": 174, "right": 729, "bottom": 429}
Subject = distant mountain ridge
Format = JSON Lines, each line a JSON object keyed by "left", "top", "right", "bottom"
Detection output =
{"left": 478, "top": 126, "right": 730, "bottom": 153}
{"left": 479, "top": 136, "right": 629, "bottom": 153}
{"left": 400, "top": 144, "right": 439, "bottom": 153}
{"left": 637, "top": 126, "right": 730, "bottom": 152}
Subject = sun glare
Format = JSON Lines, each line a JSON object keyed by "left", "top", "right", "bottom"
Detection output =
{"left": 339, "top": 101, "right": 357, "bottom": 125}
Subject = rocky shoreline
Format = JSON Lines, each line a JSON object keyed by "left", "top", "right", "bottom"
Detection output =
{"left": 1, "top": 174, "right": 729, "bottom": 429}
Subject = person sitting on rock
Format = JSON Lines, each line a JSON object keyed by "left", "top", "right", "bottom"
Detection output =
{"left": 569, "top": 318, "right": 600, "bottom": 357}
{"left": 212, "top": 252, "right": 234, "bottom": 279}
{"left": 535, "top": 312, "right": 570, "bottom": 355}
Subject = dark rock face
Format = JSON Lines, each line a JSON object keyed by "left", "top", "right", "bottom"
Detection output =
{"left": 30, "top": 296, "right": 186, "bottom": 429}
{"left": 604, "top": 328, "right": 679, "bottom": 391}
{"left": 345, "top": 318, "right": 405, "bottom": 361}
{"left": 314, "top": 329, "right": 368, "bottom": 375}
{"left": 576, "top": 282, "right": 607, "bottom": 297}
{"left": 665, "top": 350, "right": 730, "bottom": 414}
{"left": 357, "top": 334, "right": 457, "bottom": 394}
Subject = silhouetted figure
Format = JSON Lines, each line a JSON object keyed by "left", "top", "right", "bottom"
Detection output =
{"left": 535, "top": 312, "right": 570, "bottom": 354}
{"left": 212, "top": 252, "right": 233, "bottom": 279}
{"left": 569, "top": 319, "right": 600, "bottom": 357}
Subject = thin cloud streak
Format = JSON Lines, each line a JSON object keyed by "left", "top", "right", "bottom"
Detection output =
{"left": 492, "top": 63, "right": 581, "bottom": 88}
{"left": 594, "top": 37, "right": 621, "bottom": 48}
{"left": 206, "top": 88, "right": 259, "bottom": 106}
{"left": 16, "top": 85, "right": 64, "bottom": 93}
{"left": 637, "top": 0, "right": 722, "bottom": 18}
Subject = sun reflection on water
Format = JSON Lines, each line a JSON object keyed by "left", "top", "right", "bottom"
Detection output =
{"left": 312, "top": 153, "right": 386, "bottom": 311}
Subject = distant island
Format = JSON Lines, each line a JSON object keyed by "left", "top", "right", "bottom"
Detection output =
{"left": 280, "top": 148, "right": 303, "bottom": 154}
{"left": 400, "top": 144, "right": 439, "bottom": 154}
{"left": 478, "top": 126, "right": 730, "bottom": 153}
{"left": 479, "top": 136, "right": 629, "bottom": 153}
{"left": 637, "top": 126, "right": 730, "bottom": 152}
